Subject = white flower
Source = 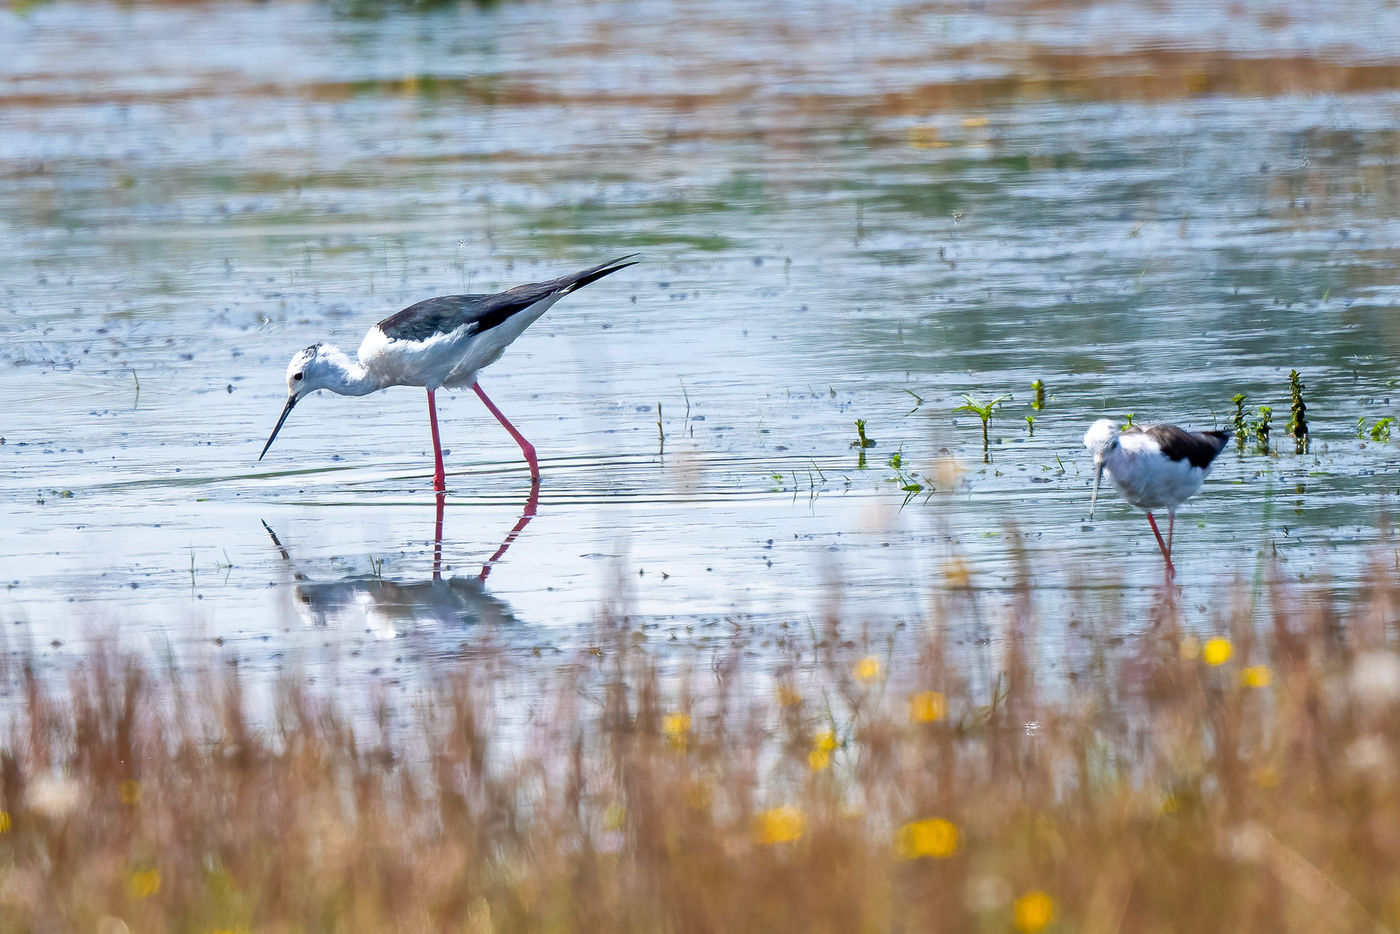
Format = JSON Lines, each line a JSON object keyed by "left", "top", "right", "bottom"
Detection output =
{"left": 27, "top": 775, "right": 83, "bottom": 821}
{"left": 1351, "top": 652, "right": 1400, "bottom": 708}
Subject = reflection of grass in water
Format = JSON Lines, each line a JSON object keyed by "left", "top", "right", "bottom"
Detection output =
{"left": 5, "top": 565, "right": 1400, "bottom": 930}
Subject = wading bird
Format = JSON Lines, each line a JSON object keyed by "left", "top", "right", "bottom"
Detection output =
{"left": 1083, "top": 418, "right": 1231, "bottom": 579}
{"left": 259, "top": 256, "right": 636, "bottom": 491}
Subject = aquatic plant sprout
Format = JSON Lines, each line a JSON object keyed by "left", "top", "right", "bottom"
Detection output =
{"left": 954, "top": 393, "right": 1009, "bottom": 462}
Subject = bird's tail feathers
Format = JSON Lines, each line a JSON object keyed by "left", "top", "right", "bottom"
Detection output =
{"left": 561, "top": 254, "right": 639, "bottom": 294}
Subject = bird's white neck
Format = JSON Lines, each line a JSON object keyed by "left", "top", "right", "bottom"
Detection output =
{"left": 312, "top": 345, "right": 384, "bottom": 397}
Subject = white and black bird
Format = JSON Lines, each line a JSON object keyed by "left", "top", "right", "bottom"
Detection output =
{"left": 1083, "top": 418, "right": 1231, "bottom": 579}
{"left": 259, "top": 255, "right": 636, "bottom": 491}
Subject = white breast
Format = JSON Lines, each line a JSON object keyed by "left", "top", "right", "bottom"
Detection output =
{"left": 357, "top": 324, "right": 474, "bottom": 389}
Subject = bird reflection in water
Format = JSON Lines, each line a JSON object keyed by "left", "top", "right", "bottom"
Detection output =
{"left": 263, "top": 483, "right": 540, "bottom": 637}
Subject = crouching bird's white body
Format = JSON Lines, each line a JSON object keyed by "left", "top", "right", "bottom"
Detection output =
{"left": 260, "top": 255, "right": 636, "bottom": 491}
{"left": 1083, "top": 418, "right": 1231, "bottom": 579}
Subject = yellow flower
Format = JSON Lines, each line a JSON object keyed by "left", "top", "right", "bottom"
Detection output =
{"left": 854, "top": 656, "right": 881, "bottom": 682}
{"left": 753, "top": 806, "right": 806, "bottom": 845}
{"left": 119, "top": 779, "right": 142, "bottom": 806}
{"left": 0, "top": 811, "right": 10, "bottom": 833}
{"left": 662, "top": 712, "right": 691, "bottom": 750}
{"left": 809, "top": 729, "right": 837, "bottom": 771}
{"left": 1241, "top": 665, "right": 1273, "bottom": 688}
{"left": 1203, "top": 638, "right": 1233, "bottom": 667}
{"left": 943, "top": 557, "right": 972, "bottom": 587}
{"left": 909, "top": 691, "right": 947, "bottom": 723}
{"left": 894, "top": 817, "right": 960, "bottom": 859}
{"left": 1013, "top": 889, "right": 1055, "bottom": 932}
{"left": 126, "top": 868, "right": 162, "bottom": 899}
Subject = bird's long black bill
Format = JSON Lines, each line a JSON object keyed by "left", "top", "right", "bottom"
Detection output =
{"left": 259, "top": 396, "right": 298, "bottom": 461}
{"left": 1089, "top": 461, "right": 1104, "bottom": 520}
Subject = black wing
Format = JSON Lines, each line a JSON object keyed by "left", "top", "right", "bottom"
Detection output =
{"left": 376, "top": 255, "right": 637, "bottom": 343}
{"left": 1134, "top": 424, "right": 1232, "bottom": 469}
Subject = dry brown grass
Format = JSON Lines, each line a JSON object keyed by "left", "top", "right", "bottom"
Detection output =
{"left": 2, "top": 560, "right": 1400, "bottom": 933}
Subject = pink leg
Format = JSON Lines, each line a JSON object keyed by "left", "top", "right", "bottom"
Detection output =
{"left": 473, "top": 381, "right": 539, "bottom": 481}
{"left": 1167, "top": 510, "right": 1175, "bottom": 557}
{"left": 1145, "top": 512, "right": 1175, "bottom": 580}
{"left": 426, "top": 389, "right": 446, "bottom": 493}
{"left": 432, "top": 491, "right": 446, "bottom": 581}
{"left": 479, "top": 480, "right": 541, "bottom": 582}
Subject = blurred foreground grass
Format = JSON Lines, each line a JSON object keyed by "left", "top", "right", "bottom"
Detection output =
{"left": 2, "top": 560, "right": 1400, "bottom": 932}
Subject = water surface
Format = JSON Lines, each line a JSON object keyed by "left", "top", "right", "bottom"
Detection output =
{"left": 3, "top": 0, "right": 1399, "bottom": 692}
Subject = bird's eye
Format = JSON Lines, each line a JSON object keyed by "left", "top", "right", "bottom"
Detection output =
{"left": 293, "top": 372, "right": 304, "bottom": 381}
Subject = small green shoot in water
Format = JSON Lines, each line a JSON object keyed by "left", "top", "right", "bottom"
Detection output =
{"left": 680, "top": 377, "right": 693, "bottom": 436}
{"left": 1254, "top": 405, "right": 1272, "bottom": 452}
{"left": 1120, "top": 413, "right": 1135, "bottom": 429}
{"left": 887, "top": 451, "right": 924, "bottom": 507}
{"left": 1232, "top": 393, "right": 1249, "bottom": 449}
{"left": 1030, "top": 379, "right": 1045, "bottom": 411}
{"left": 902, "top": 389, "right": 924, "bottom": 416}
{"left": 851, "top": 419, "right": 876, "bottom": 449}
{"left": 1287, "top": 370, "right": 1308, "bottom": 453}
{"left": 954, "top": 393, "right": 1008, "bottom": 462}
{"left": 1357, "top": 416, "right": 1368, "bottom": 440}
{"left": 1024, "top": 415, "right": 1035, "bottom": 436}
{"left": 1370, "top": 417, "right": 1394, "bottom": 442}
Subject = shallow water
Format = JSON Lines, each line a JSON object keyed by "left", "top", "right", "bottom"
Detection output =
{"left": 3, "top": 0, "right": 1400, "bottom": 690}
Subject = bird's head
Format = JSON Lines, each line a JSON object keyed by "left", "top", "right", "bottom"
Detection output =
{"left": 284, "top": 344, "right": 337, "bottom": 399}
{"left": 260, "top": 344, "right": 331, "bottom": 461}
{"left": 1082, "top": 418, "right": 1121, "bottom": 520}
{"left": 1082, "top": 418, "right": 1121, "bottom": 461}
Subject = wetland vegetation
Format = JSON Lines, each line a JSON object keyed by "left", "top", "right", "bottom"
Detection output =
{"left": 3, "top": 564, "right": 1400, "bottom": 931}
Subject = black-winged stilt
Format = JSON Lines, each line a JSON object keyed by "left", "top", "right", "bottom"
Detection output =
{"left": 1083, "top": 418, "right": 1231, "bottom": 579}
{"left": 259, "top": 255, "right": 636, "bottom": 491}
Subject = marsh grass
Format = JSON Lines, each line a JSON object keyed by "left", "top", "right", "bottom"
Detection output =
{"left": 2, "top": 559, "right": 1400, "bottom": 932}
